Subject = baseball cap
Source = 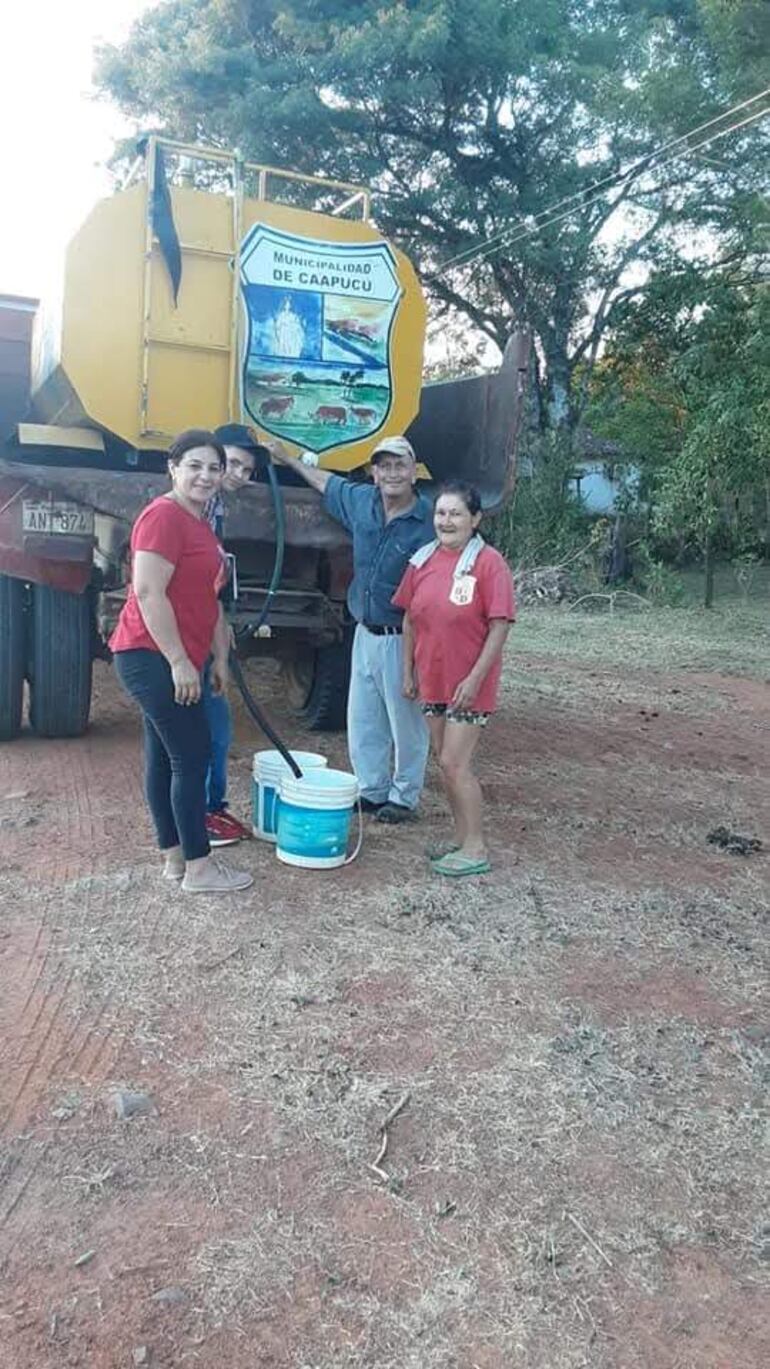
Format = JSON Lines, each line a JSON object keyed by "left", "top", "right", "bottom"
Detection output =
{"left": 214, "top": 423, "right": 265, "bottom": 455}
{"left": 370, "top": 435, "right": 416, "bottom": 464}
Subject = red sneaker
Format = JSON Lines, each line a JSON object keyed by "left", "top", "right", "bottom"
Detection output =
{"left": 219, "top": 811, "right": 252, "bottom": 841}
{"left": 205, "top": 810, "right": 249, "bottom": 846}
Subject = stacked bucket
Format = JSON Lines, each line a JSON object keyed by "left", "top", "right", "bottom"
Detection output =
{"left": 252, "top": 751, "right": 360, "bottom": 869}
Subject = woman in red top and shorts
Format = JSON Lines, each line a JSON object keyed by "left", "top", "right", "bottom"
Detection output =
{"left": 111, "top": 429, "right": 252, "bottom": 894}
{"left": 393, "top": 480, "right": 515, "bottom": 877}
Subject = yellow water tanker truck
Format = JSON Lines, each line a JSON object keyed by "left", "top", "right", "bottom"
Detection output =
{"left": 0, "top": 139, "right": 530, "bottom": 740}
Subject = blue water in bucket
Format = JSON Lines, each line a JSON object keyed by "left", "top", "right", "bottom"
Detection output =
{"left": 276, "top": 768, "right": 360, "bottom": 869}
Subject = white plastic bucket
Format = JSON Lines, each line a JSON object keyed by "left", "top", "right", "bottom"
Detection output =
{"left": 252, "top": 750, "right": 328, "bottom": 842}
{"left": 275, "top": 768, "right": 361, "bottom": 869}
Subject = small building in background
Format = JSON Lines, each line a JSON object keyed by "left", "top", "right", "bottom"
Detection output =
{"left": 517, "top": 431, "right": 640, "bottom": 515}
{"left": 568, "top": 433, "right": 640, "bottom": 515}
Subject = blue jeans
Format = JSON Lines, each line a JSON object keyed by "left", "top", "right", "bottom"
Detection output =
{"left": 202, "top": 672, "right": 232, "bottom": 813}
{"left": 347, "top": 625, "right": 429, "bottom": 809}
{"left": 113, "top": 649, "right": 211, "bottom": 860}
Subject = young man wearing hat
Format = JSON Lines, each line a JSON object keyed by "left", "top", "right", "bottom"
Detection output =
{"left": 269, "top": 434, "right": 433, "bottom": 823}
{"left": 197, "top": 423, "right": 263, "bottom": 845}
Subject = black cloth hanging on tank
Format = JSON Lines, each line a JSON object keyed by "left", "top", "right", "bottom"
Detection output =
{"left": 137, "top": 138, "right": 182, "bottom": 306}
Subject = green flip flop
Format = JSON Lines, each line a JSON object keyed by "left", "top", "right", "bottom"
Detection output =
{"left": 426, "top": 841, "right": 460, "bottom": 862}
{"left": 432, "top": 852, "right": 491, "bottom": 878}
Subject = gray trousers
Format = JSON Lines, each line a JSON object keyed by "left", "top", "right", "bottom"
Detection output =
{"left": 347, "top": 625, "right": 429, "bottom": 810}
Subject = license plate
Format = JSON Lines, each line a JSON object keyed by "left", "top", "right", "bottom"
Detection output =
{"left": 22, "top": 501, "right": 94, "bottom": 536}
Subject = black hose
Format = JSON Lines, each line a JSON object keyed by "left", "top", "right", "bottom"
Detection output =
{"left": 228, "top": 450, "right": 302, "bottom": 778}
{"left": 234, "top": 451, "right": 286, "bottom": 644}
{"left": 228, "top": 650, "right": 303, "bottom": 778}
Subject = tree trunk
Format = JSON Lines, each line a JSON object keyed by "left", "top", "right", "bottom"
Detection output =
{"left": 547, "top": 377, "right": 570, "bottom": 428}
{"left": 544, "top": 326, "right": 573, "bottom": 432}
{"left": 703, "top": 471, "right": 716, "bottom": 609}
{"left": 546, "top": 355, "right": 571, "bottom": 429}
{"left": 605, "top": 514, "right": 631, "bottom": 583}
{"left": 703, "top": 528, "right": 715, "bottom": 608}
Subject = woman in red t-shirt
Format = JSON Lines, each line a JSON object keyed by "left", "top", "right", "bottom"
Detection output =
{"left": 111, "top": 428, "right": 252, "bottom": 894}
{"left": 393, "top": 480, "right": 515, "bottom": 877}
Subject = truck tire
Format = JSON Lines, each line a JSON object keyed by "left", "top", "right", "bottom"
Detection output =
{"left": 0, "top": 575, "right": 26, "bottom": 740}
{"left": 29, "top": 585, "right": 93, "bottom": 738}
{"left": 286, "top": 627, "right": 353, "bottom": 732}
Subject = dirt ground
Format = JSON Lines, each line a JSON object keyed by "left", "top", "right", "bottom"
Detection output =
{"left": 1, "top": 601, "right": 768, "bottom": 1368}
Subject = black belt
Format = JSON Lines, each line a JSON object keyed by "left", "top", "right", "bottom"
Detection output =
{"left": 362, "top": 623, "right": 402, "bottom": 636}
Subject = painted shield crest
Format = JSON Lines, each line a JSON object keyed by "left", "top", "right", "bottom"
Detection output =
{"left": 240, "top": 224, "right": 403, "bottom": 452}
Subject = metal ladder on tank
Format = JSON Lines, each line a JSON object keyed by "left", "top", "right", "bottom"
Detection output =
{"left": 126, "top": 136, "right": 372, "bottom": 440}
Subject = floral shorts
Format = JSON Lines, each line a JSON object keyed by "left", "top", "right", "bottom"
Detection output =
{"left": 421, "top": 702, "right": 490, "bottom": 726}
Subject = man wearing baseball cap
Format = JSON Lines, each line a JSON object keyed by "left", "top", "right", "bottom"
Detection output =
{"left": 270, "top": 433, "right": 433, "bottom": 822}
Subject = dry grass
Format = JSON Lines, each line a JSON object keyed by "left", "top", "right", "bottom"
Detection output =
{"left": 512, "top": 588, "right": 769, "bottom": 681}
{"left": 9, "top": 858, "right": 766, "bottom": 1364}
{"left": 2, "top": 598, "right": 769, "bottom": 1368}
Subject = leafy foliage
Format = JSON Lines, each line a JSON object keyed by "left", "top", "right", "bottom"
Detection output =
{"left": 489, "top": 434, "right": 595, "bottom": 569}
{"left": 587, "top": 270, "right": 770, "bottom": 599}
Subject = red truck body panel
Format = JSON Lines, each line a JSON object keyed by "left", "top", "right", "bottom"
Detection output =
{"left": 0, "top": 474, "right": 94, "bottom": 592}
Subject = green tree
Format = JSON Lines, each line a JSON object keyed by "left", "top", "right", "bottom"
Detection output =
{"left": 699, "top": 0, "right": 770, "bottom": 89}
{"left": 96, "top": 0, "right": 768, "bottom": 433}
{"left": 588, "top": 269, "right": 770, "bottom": 604}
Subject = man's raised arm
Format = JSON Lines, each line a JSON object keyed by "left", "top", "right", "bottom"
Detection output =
{"left": 264, "top": 439, "right": 332, "bottom": 495}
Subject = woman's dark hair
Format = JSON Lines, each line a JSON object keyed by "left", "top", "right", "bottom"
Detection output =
{"left": 168, "top": 428, "right": 226, "bottom": 469}
{"left": 435, "top": 479, "right": 482, "bottom": 516}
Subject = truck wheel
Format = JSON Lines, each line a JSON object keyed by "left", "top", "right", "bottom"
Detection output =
{"left": 0, "top": 575, "right": 26, "bottom": 740}
{"left": 29, "top": 585, "right": 93, "bottom": 738}
{"left": 285, "top": 627, "right": 353, "bottom": 732}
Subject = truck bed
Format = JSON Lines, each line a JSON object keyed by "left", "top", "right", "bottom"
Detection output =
{"left": 0, "top": 460, "right": 349, "bottom": 550}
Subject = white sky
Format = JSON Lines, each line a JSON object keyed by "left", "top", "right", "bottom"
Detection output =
{"left": 0, "top": 0, "right": 157, "bottom": 299}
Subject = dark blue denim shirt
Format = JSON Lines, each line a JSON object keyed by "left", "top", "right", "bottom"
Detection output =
{"left": 323, "top": 475, "right": 435, "bottom": 627}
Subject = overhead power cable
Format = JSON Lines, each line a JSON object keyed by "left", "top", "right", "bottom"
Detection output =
{"left": 430, "top": 86, "right": 770, "bottom": 279}
{"left": 458, "top": 104, "right": 770, "bottom": 281}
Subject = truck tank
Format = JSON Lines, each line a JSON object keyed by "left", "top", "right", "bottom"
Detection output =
{"left": 29, "top": 140, "right": 426, "bottom": 471}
